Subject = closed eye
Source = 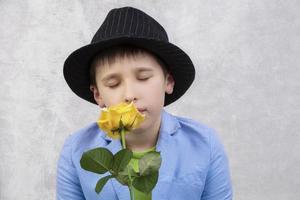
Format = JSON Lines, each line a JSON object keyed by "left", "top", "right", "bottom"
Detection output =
{"left": 138, "top": 76, "right": 152, "bottom": 81}
{"left": 138, "top": 78, "right": 148, "bottom": 81}
{"left": 108, "top": 83, "right": 119, "bottom": 88}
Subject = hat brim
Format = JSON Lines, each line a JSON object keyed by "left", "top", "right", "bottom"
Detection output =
{"left": 63, "top": 36, "right": 195, "bottom": 106}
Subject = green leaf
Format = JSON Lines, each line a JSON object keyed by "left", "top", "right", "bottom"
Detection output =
{"left": 118, "top": 166, "right": 139, "bottom": 177}
{"left": 80, "top": 148, "right": 113, "bottom": 174}
{"left": 112, "top": 149, "right": 132, "bottom": 174}
{"left": 115, "top": 169, "right": 130, "bottom": 185}
{"left": 132, "top": 171, "right": 159, "bottom": 193}
{"left": 95, "top": 175, "right": 114, "bottom": 194}
{"left": 139, "top": 152, "right": 162, "bottom": 176}
{"left": 128, "top": 166, "right": 140, "bottom": 178}
{"left": 115, "top": 165, "right": 139, "bottom": 186}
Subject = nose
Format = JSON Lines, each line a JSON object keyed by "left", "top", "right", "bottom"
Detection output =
{"left": 123, "top": 82, "right": 138, "bottom": 103}
{"left": 125, "top": 97, "right": 137, "bottom": 103}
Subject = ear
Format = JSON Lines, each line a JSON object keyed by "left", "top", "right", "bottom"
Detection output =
{"left": 165, "top": 73, "right": 175, "bottom": 94}
{"left": 89, "top": 85, "right": 106, "bottom": 108}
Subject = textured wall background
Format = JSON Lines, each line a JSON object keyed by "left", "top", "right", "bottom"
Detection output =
{"left": 1, "top": 0, "right": 299, "bottom": 199}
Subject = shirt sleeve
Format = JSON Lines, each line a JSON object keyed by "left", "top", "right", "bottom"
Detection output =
{"left": 56, "top": 135, "right": 86, "bottom": 200}
{"left": 201, "top": 129, "right": 233, "bottom": 200}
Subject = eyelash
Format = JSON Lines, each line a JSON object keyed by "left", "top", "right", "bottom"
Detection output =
{"left": 108, "top": 83, "right": 119, "bottom": 88}
{"left": 138, "top": 77, "right": 150, "bottom": 81}
{"left": 108, "top": 77, "right": 150, "bottom": 88}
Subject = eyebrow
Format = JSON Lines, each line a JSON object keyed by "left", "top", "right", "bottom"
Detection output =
{"left": 136, "top": 67, "right": 153, "bottom": 73}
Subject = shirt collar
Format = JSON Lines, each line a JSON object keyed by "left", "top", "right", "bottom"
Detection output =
{"left": 159, "top": 108, "right": 181, "bottom": 136}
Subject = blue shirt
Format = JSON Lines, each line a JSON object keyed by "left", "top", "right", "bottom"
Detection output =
{"left": 56, "top": 109, "right": 233, "bottom": 199}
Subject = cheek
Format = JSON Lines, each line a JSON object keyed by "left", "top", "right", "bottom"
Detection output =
{"left": 98, "top": 87, "right": 121, "bottom": 106}
{"left": 141, "top": 80, "right": 166, "bottom": 101}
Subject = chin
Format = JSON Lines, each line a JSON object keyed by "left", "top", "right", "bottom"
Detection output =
{"left": 134, "top": 121, "right": 147, "bottom": 131}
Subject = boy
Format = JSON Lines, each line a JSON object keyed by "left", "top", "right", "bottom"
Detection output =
{"left": 57, "top": 6, "right": 233, "bottom": 200}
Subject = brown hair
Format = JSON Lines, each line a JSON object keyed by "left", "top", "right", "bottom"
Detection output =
{"left": 89, "top": 44, "right": 169, "bottom": 87}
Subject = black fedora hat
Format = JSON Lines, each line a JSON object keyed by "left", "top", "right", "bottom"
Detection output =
{"left": 63, "top": 6, "right": 195, "bottom": 106}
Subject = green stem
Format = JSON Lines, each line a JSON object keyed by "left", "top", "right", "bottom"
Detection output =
{"left": 129, "top": 186, "right": 134, "bottom": 200}
{"left": 120, "top": 129, "right": 134, "bottom": 200}
{"left": 128, "top": 166, "right": 134, "bottom": 200}
{"left": 121, "top": 129, "right": 126, "bottom": 149}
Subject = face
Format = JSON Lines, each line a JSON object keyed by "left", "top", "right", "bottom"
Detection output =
{"left": 90, "top": 52, "right": 175, "bottom": 132}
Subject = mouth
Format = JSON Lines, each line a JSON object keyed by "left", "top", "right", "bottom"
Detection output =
{"left": 137, "top": 108, "right": 147, "bottom": 113}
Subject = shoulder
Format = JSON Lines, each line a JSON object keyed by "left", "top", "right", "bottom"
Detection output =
{"left": 174, "top": 113, "right": 219, "bottom": 140}
{"left": 170, "top": 112, "right": 224, "bottom": 153}
{"left": 175, "top": 114, "right": 214, "bottom": 133}
{"left": 174, "top": 113, "right": 229, "bottom": 160}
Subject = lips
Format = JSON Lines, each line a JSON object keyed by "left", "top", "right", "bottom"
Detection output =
{"left": 137, "top": 108, "right": 146, "bottom": 113}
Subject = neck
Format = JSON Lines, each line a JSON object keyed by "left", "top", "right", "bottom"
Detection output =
{"left": 125, "top": 114, "right": 161, "bottom": 152}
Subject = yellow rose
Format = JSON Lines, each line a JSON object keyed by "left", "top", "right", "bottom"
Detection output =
{"left": 97, "top": 102, "right": 145, "bottom": 139}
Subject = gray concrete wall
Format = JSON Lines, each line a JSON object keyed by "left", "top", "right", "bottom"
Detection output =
{"left": 1, "top": 0, "right": 299, "bottom": 199}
